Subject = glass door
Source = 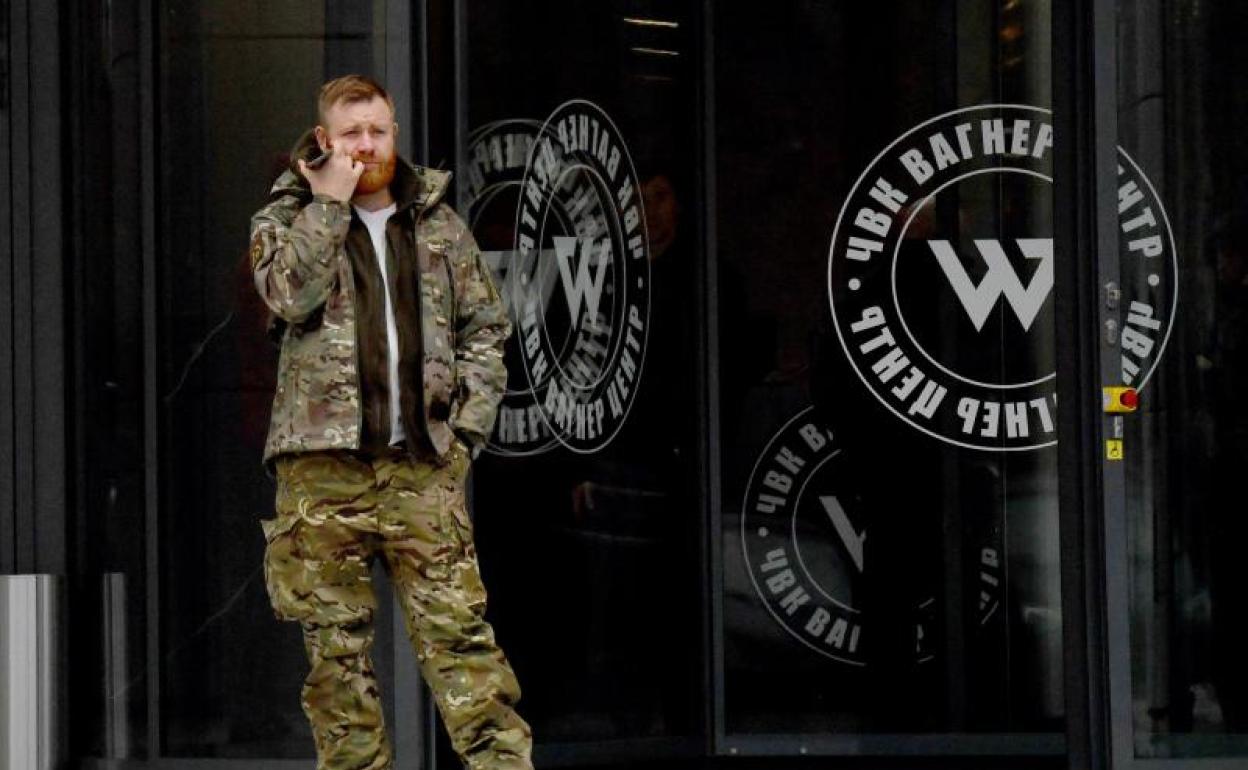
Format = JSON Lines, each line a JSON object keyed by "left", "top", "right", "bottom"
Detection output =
{"left": 715, "top": 0, "right": 1067, "bottom": 760}
{"left": 453, "top": 2, "right": 707, "bottom": 767}
{"left": 1099, "top": 0, "right": 1248, "bottom": 767}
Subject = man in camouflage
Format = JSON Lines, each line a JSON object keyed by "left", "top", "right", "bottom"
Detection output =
{"left": 250, "top": 75, "right": 532, "bottom": 770}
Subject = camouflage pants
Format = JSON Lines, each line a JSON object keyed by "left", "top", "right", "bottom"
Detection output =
{"left": 262, "top": 446, "right": 533, "bottom": 770}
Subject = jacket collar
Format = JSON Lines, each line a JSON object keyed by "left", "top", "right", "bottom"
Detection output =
{"left": 269, "top": 128, "right": 452, "bottom": 213}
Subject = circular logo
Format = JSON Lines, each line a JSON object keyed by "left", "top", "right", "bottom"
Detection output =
{"left": 827, "top": 104, "right": 1177, "bottom": 451}
{"left": 465, "top": 119, "right": 561, "bottom": 457}
{"left": 740, "top": 407, "right": 935, "bottom": 666}
{"left": 513, "top": 100, "right": 651, "bottom": 453}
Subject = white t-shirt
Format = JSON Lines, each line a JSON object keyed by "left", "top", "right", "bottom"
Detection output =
{"left": 352, "top": 202, "right": 405, "bottom": 445}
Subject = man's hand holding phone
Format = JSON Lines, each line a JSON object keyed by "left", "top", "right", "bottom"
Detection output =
{"left": 298, "top": 143, "right": 363, "bottom": 203}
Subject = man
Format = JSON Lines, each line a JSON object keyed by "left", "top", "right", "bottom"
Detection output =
{"left": 249, "top": 75, "right": 532, "bottom": 770}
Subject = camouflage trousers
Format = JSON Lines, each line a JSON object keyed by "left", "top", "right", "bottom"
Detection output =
{"left": 262, "top": 445, "right": 533, "bottom": 770}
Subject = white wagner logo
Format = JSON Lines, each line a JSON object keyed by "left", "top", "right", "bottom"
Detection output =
{"left": 928, "top": 238, "right": 1054, "bottom": 332}
{"left": 827, "top": 104, "right": 1177, "bottom": 451}
{"left": 554, "top": 236, "right": 610, "bottom": 323}
{"left": 512, "top": 100, "right": 651, "bottom": 453}
{"left": 740, "top": 407, "right": 935, "bottom": 666}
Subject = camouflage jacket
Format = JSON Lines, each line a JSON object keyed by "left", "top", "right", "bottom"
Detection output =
{"left": 249, "top": 140, "right": 511, "bottom": 468}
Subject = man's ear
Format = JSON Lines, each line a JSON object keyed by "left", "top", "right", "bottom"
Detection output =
{"left": 393, "top": 122, "right": 400, "bottom": 138}
{"left": 314, "top": 125, "right": 329, "bottom": 153}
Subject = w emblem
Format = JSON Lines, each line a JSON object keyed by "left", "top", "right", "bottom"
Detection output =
{"left": 553, "top": 236, "right": 610, "bottom": 325}
{"left": 927, "top": 238, "right": 1054, "bottom": 332}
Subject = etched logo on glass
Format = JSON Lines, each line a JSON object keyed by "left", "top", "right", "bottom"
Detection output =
{"left": 827, "top": 104, "right": 1177, "bottom": 451}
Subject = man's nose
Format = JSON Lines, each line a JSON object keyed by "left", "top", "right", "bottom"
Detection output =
{"left": 357, "top": 133, "right": 374, "bottom": 152}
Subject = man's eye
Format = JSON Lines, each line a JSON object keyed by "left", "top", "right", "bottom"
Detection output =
{"left": 344, "top": 130, "right": 360, "bottom": 137}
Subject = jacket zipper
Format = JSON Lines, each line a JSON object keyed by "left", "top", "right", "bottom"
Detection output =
{"left": 411, "top": 202, "right": 435, "bottom": 444}
{"left": 343, "top": 245, "right": 364, "bottom": 449}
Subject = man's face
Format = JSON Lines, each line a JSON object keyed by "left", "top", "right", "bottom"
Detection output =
{"left": 317, "top": 95, "right": 398, "bottom": 196}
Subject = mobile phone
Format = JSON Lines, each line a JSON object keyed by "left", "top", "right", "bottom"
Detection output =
{"left": 304, "top": 150, "right": 330, "bottom": 170}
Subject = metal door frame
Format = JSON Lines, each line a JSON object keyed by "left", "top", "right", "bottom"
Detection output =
{"left": 2, "top": 0, "right": 69, "bottom": 579}
{"left": 1051, "top": 1, "right": 1115, "bottom": 770}
{"left": 1055, "top": 0, "right": 1248, "bottom": 767}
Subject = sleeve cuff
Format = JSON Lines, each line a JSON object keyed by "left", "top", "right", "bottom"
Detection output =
{"left": 307, "top": 195, "right": 352, "bottom": 231}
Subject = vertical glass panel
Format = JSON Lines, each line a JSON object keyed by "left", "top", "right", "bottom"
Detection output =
{"left": 1117, "top": 0, "right": 1248, "bottom": 758}
{"left": 154, "top": 0, "right": 394, "bottom": 758}
{"left": 66, "top": 0, "right": 150, "bottom": 757}
{"left": 718, "top": 1, "right": 1064, "bottom": 744}
{"left": 462, "top": 0, "right": 704, "bottom": 758}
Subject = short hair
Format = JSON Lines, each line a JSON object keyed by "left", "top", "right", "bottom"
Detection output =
{"left": 317, "top": 75, "right": 395, "bottom": 125}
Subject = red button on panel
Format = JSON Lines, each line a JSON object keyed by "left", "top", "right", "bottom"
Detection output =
{"left": 1103, "top": 386, "right": 1139, "bottom": 413}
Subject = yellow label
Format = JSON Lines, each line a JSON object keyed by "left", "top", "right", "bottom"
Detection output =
{"left": 1106, "top": 439, "right": 1124, "bottom": 461}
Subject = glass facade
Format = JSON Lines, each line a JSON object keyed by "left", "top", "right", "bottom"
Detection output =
{"left": 4, "top": 1, "right": 1246, "bottom": 769}
{"left": 717, "top": 3, "right": 1063, "bottom": 746}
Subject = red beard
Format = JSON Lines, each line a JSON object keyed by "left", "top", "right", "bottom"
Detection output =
{"left": 354, "top": 154, "right": 396, "bottom": 195}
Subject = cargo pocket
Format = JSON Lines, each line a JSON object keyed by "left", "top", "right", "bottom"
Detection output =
{"left": 260, "top": 514, "right": 307, "bottom": 622}
{"left": 260, "top": 456, "right": 306, "bottom": 621}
